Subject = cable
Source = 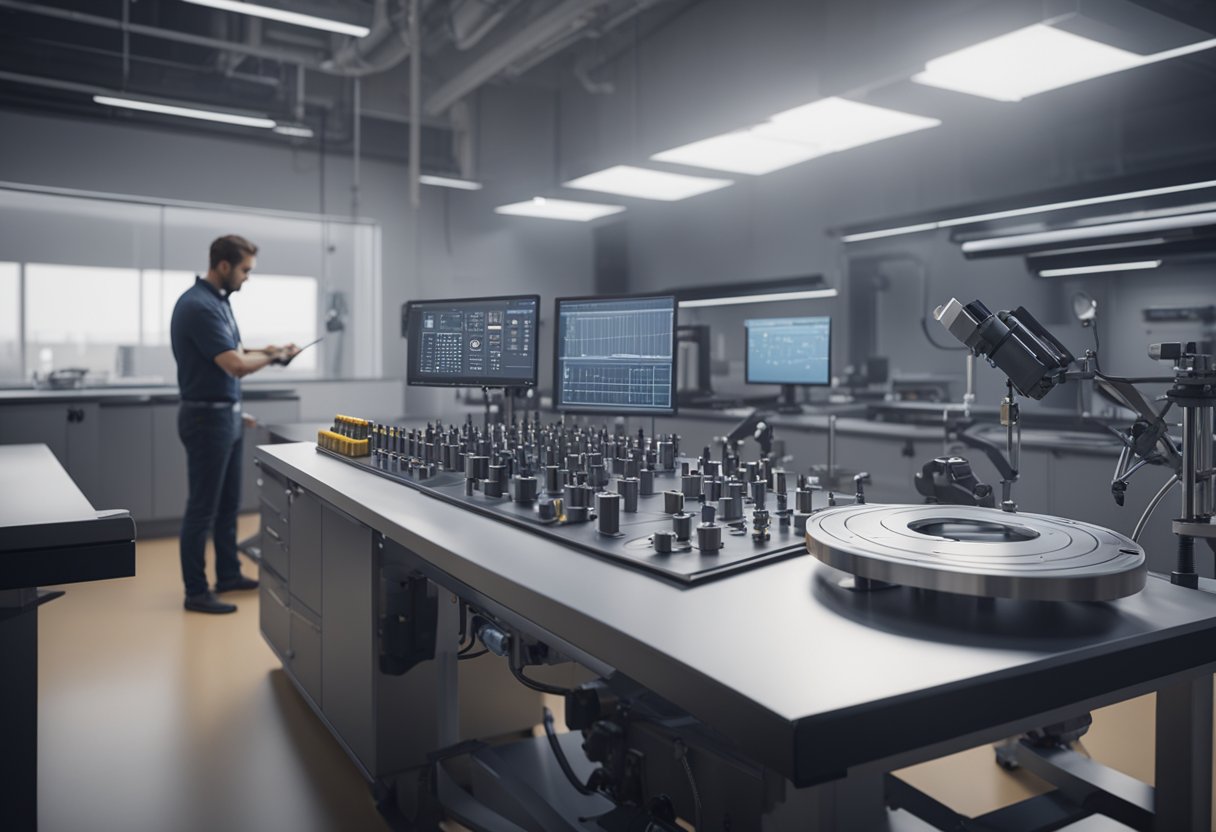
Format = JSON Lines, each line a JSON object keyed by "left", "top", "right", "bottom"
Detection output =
{"left": 1091, "top": 325, "right": 1101, "bottom": 372}
{"left": 1095, "top": 371, "right": 1176, "bottom": 385}
{"left": 543, "top": 707, "right": 596, "bottom": 796}
{"left": 674, "top": 740, "right": 703, "bottom": 832}
{"left": 509, "top": 659, "right": 574, "bottom": 696}
{"left": 458, "top": 648, "right": 488, "bottom": 661}
{"left": 1133, "top": 474, "right": 1179, "bottom": 543}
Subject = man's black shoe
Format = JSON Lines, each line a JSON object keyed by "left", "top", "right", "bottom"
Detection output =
{"left": 184, "top": 591, "right": 237, "bottom": 614}
{"left": 215, "top": 575, "right": 259, "bottom": 593}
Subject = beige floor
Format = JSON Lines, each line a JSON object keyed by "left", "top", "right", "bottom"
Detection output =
{"left": 34, "top": 518, "right": 1205, "bottom": 830}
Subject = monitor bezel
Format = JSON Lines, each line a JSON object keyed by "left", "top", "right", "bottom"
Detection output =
{"left": 552, "top": 292, "right": 679, "bottom": 416}
{"left": 405, "top": 293, "right": 542, "bottom": 388}
{"left": 743, "top": 315, "right": 833, "bottom": 387}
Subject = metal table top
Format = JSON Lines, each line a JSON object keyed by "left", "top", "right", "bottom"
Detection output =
{"left": 0, "top": 444, "right": 135, "bottom": 588}
{"left": 258, "top": 441, "right": 1216, "bottom": 786}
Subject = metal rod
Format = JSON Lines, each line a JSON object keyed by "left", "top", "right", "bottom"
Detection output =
{"left": 827, "top": 414, "right": 837, "bottom": 480}
{"left": 121, "top": 0, "right": 129, "bottom": 85}
{"left": 409, "top": 0, "right": 421, "bottom": 208}
{"left": 1182, "top": 407, "right": 1199, "bottom": 521}
{"left": 1134, "top": 474, "right": 1179, "bottom": 542}
{"left": 352, "top": 77, "right": 361, "bottom": 218}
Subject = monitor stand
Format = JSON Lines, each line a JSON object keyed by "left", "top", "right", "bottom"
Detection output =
{"left": 777, "top": 384, "right": 803, "bottom": 414}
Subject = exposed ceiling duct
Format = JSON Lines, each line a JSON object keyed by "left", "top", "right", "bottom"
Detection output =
{"left": 321, "top": 0, "right": 415, "bottom": 78}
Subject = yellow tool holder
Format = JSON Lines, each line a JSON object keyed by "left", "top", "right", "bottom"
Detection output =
{"left": 317, "top": 428, "right": 370, "bottom": 457}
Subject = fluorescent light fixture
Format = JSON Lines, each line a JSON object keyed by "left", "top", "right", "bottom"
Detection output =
{"left": 93, "top": 95, "right": 275, "bottom": 128}
{"left": 494, "top": 197, "right": 625, "bottom": 222}
{"left": 757, "top": 97, "right": 940, "bottom": 152}
{"left": 961, "top": 211, "right": 1216, "bottom": 255}
{"left": 273, "top": 124, "right": 313, "bottom": 138}
{"left": 420, "top": 174, "right": 483, "bottom": 191}
{"left": 651, "top": 130, "right": 832, "bottom": 175}
{"left": 180, "top": 0, "right": 370, "bottom": 37}
{"left": 563, "top": 165, "right": 732, "bottom": 201}
{"left": 841, "top": 179, "right": 1216, "bottom": 243}
{"left": 912, "top": 24, "right": 1145, "bottom": 101}
{"left": 1039, "top": 260, "right": 1162, "bottom": 277}
{"left": 679, "top": 288, "right": 839, "bottom": 308}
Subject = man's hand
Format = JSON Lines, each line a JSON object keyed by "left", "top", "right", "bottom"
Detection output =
{"left": 272, "top": 343, "right": 301, "bottom": 366}
{"left": 242, "top": 412, "right": 258, "bottom": 428}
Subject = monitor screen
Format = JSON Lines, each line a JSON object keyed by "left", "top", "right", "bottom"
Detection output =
{"left": 406, "top": 294, "right": 539, "bottom": 387}
{"left": 554, "top": 294, "right": 677, "bottom": 415}
{"left": 745, "top": 316, "right": 832, "bottom": 386}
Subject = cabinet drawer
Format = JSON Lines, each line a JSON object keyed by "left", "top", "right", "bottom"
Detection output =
{"left": 260, "top": 500, "right": 289, "bottom": 581}
{"left": 258, "top": 465, "right": 292, "bottom": 518}
{"left": 259, "top": 570, "right": 290, "bottom": 660}
{"left": 289, "top": 605, "right": 322, "bottom": 706}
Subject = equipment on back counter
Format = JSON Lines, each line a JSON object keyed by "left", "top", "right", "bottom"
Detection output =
{"left": 936, "top": 296, "right": 1216, "bottom": 589}
{"left": 675, "top": 325, "right": 713, "bottom": 407}
{"left": 744, "top": 316, "right": 832, "bottom": 414}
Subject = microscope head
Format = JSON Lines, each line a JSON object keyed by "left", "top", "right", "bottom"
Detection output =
{"left": 935, "top": 298, "right": 1075, "bottom": 400}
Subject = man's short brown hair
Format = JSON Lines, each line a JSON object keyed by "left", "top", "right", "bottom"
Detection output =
{"left": 210, "top": 235, "right": 258, "bottom": 270}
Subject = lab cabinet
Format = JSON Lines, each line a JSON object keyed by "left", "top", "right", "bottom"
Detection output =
{"left": 98, "top": 405, "right": 154, "bottom": 519}
{"left": 150, "top": 403, "right": 189, "bottom": 522}
{"left": 0, "top": 402, "right": 100, "bottom": 502}
{"left": 320, "top": 503, "right": 377, "bottom": 772}
{"left": 289, "top": 487, "right": 323, "bottom": 616}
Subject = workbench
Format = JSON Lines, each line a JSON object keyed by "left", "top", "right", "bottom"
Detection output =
{"left": 255, "top": 440, "right": 1216, "bottom": 830}
{"left": 0, "top": 444, "right": 136, "bottom": 831}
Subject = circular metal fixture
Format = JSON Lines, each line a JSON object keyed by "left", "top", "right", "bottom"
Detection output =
{"left": 805, "top": 504, "right": 1146, "bottom": 601}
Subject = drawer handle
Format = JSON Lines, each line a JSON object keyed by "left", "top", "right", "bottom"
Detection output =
{"left": 264, "top": 526, "right": 281, "bottom": 542}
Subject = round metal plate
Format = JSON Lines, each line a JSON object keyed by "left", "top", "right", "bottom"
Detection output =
{"left": 805, "top": 504, "right": 1146, "bottom": 601}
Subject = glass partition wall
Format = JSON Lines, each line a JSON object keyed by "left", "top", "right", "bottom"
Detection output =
{"left": 0, "top": 185, "right": 381, "bottom": 384}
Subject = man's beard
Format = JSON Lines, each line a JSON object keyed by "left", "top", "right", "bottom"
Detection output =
{"left": 224, "top": 275, "right": 242, "bottom": 294}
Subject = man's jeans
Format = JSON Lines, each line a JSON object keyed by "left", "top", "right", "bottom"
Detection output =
{"left": 178, "top": 403, "right": 244, "bottom": 597}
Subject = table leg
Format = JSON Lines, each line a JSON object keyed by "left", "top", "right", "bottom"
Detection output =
{"left": 1155, "top": 674, "right": 1213, "bottom": 832}
{"left": 0, "top": 590, "right": 38, "bottom": 832}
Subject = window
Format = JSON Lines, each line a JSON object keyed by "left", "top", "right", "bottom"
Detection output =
{"left": 24, "top": 263, "right": 140, "bottom": 377}
{"left": 0, "top": 262, "right": 19, "bottom": 380}
{"left": 141, "top": 270, "right": 196, "bottom": 346}
{"left": 231, "top": 274, "right": 319, "bottom": 372}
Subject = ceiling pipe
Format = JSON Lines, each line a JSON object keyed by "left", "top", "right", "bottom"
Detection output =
{"left": 0, "top": 0, "right": 326, "bottom": 67}
{"left": 321, "top": 0, "right": 416, "bottom": 78}
{"left": 451, "top": 0, "right": 520, "bottom": 50}
{"left": 424, "top": 0, "right": 615, "bottom": 116}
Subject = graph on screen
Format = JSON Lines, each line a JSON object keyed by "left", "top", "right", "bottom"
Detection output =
{"left": 555, "top": 295, "right": 676, "bottom": 414}
{"left": 745, "top": 316, "right": 831, "bottom": 386}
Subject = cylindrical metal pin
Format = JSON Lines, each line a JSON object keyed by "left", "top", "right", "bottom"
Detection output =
{"left": 596, "top": 492, "right": 621, "bottom": 535}
{"left": 653, "top": 530, "right": 675, "bottom": 554}
{"left": 640, "top": 468, "right": 655, "bottom": 496}
{"left": 672, "top": 512, "right": 693, "bottom": 541}
{"left": 617, "top": 477, "right": 639, "bottom": 513}
{"left": 664, "top": 490, "right": 685, "bottom": 514}
{"left": 696, "top": 523, "right": 722, "bottom": 552}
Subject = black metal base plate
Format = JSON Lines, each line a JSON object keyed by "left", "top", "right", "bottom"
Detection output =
{"left": 317, "top": 447, "right": 806, "bottom": 586}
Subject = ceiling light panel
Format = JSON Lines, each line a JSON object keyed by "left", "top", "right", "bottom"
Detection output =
{"left": 180, "top": 0, "right": 371, "bottom": 38}
{"left": 495, "top": 197, "right": 625, "bottom": 222}
{"left": 679, "top": 288, "right": 839, "bottom": 308}
{"left": 93, "top": 95, "right": 276, "bottom": 128}
{"left": 1039, "top": 260, "right": 1162, "bottom": 277}
{"left": 563, "top": 165, "right": 733, "bottom": 201}
{"left": 419, "top": 174, "right": 483, "bottom": 190}
{"left": 757, "top": 97, "right": 940, "bottom": 152}
{"left": 912, "top": 24, "right": 1145, "bottom": 101}
{"left": 651, "top": 131, "right": 832, "bottom": 175}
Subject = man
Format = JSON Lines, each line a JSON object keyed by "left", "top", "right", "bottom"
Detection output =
{"left": 170, "top": 235, "right": 298, "bottom": 614}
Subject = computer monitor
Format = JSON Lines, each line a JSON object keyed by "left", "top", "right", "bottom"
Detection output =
{"left": 745, "top": 316, "right": 831, "bottom": 410}
{"left": 405, "top": 294, "right": 539, "bottom": 387}
{"left": 553, "top": 294, "right": 677, "bottom": 415}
